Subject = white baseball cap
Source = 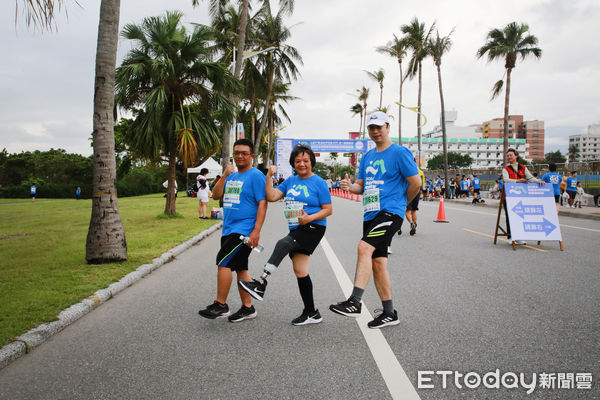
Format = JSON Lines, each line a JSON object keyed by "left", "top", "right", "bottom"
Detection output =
{"left": 365, "top": 111, "right": 390, "bottom": 127}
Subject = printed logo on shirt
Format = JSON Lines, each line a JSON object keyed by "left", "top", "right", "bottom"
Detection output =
{"left": 288, "top": 185, "right": 309, "bottom": 197}
{"left": 366, "top": 159, "right": 387, "bottom": 175}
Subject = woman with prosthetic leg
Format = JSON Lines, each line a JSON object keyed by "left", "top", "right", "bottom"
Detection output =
{"left": 238, "top": 144, "right": 332, "bottom": 325}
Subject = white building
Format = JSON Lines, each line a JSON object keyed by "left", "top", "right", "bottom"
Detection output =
{"left": 569, "top": 124, "right": 600, "bottom": 161}
{"left": 423, "top": 111, "right": 481, "bottom": 140}
{"left": 395, "top": 137, "right": 529, "bottom": 168}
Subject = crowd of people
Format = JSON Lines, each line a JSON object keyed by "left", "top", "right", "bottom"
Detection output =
{"left": 193, "top": 111, "right": 592, "bottom": 330}
{"left": 198, "top": 112, "right": 421, "bottom": 329}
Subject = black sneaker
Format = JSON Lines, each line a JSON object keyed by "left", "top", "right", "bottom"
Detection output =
{"left": 409, "top": 222, "right": 417, "bottom": 236}
{"left": 368, "top": 310, "right": 400, "bottom": 329}
{"left": 397, "top": 229, "right": 402, "bottom": 236}
{"left": 238, "top": 278, "right": 267, "bottom": 301}
{"left": 228, "top": 305, "right": 257, "bottom": 322}
{"left": 292, "top": 309, "right": 323, "bottom": 326}
{"left": 198, "top": 301, "right": 230, "bottom": 319}
{"left": 329, "top": 297, "right": 361, "bottom": 318}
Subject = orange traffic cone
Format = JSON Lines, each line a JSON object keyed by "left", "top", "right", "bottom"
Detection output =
{"left": 351, "top": 193, "right": 355, "bottom": 201}
{"left": 356, "top": 194, "right": 361, "bottom": 202}
{"left": 434, "top": 197, "right": 449, "bottom": 223}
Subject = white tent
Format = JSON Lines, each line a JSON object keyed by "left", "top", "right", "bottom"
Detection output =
{"left": 187, "top": 157, "right": 222, "bottom": 179}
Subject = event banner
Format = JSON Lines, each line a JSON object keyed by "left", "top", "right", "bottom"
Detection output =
{"left": 505, "top": 183, "right": 562, "bottom": 242}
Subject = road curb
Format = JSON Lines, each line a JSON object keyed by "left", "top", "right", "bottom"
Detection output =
{"left": 0, "top": 221, "right": 223, "bottom": 371}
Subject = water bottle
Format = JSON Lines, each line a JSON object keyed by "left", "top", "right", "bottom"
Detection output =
{"left": 239, "top": 235, "right": 264, "bottom": 253}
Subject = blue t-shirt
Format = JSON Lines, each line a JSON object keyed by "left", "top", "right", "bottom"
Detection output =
{"left": 472, "top": 178, "right": 480, "bottom": 189}
{"left": 222, "top": 168, "right": 266, "bottom": 236}
{"left": 565, "top": 176, "right": 578, "bottom": 192}
{"left": 30, "top": 186, "right": 36, "bottom": 194}
{"left": 276, "top": 174, "right": 331, "bottom": 229}
{"left": 460, "top": 180, "right": 469, "bottom": 191}
{"left": 541, "top": 172, "right": 562, "bottom": 195}
{"left": 357, "top": 144, "right": 418, "bottom": 221}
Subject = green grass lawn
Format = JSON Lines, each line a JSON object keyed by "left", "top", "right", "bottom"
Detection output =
{"left": 0, "top": 193, "right": 220, "bottom": 346}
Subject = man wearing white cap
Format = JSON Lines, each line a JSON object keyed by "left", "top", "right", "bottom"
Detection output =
{"left": 330, "top": 111, "right": 421, "bottom": 328}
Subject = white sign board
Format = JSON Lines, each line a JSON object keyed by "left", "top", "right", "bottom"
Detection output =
{"left": 275, "top": 139, "right": 294, "bottom": 179}
{"left": 505, "top": 183, "right": 562, "bottom": 242}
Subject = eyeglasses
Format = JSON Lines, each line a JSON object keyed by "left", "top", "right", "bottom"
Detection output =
{"left": 233, "top": 151, "right": 252, "bottom": 157}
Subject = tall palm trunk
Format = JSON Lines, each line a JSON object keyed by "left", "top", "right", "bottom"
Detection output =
{"left": 398, "top": 60, "right": 403, "bottom": 144}
{"left": 164, "top": 138, "right": 177, "bottom": 215}
{"left": 86, "top": 0, "right": 127, "bottom": 263}
{"left": 265, "top": 109, "right": 274, "bottom": 166}
{"left": 378, "top": 83, "right": 383, "bottom": 108}
{"left": 502, "top": 67, "right": 512, "bottom": 164}
{"left": 254, "top": 66, "right": 274, "bottom": 164}
{"left": 220, "top": 0, "right": 249, "bottom": 169}
{"left": 436, "top": 63, "right": 449, "bottom": 198}
{"left": 362, "top": 99, "right": 367, "bottom": 139}
{"left": 417, "top": 61, "right": 422, "bottom": 162}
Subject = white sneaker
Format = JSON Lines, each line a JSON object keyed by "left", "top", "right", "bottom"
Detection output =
{"left": 515, "top": 240, "right": 527, "bottom": 245}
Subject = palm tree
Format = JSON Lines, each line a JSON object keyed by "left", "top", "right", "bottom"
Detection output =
{"left": 263, "top": 80, "right": 299, "bottom": 165}
{"left": 115, "top": 11, "right": 239, "bottom": 215}
{"left": 568, "top": 144, "right": 580, "bottom": 163}
{"left": 401, "top": 17, "right": 435, "bottom": 159}
{"left": 194, "top": 0, "right": 295, "bottom": 169}
{"left": 350, "top": 103, "right": 364, "bottom": 132}
{"left": 18, "top": 0, "right": 128, "bottom": 262}
{"left": 365, "top": 68, "right": 385, "bottom": 108}
{"left": 477, "top": 22, "right": 542, "bottom": 164}
{"left": 252, "top": 1, "right": 302, "bottom": 164}
{"left": 376, "top": 34, "right": 408, "bottom": 142}
{"left": 356, "top": 86, "right": 369, "bottom": 137}
{"left": 428, "top": 29, "right": 454, "bottom": 198}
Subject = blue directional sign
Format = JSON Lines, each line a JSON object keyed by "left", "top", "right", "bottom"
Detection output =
{"left": 523, "top": 219, "right": 557, "bottom": 236}
{"left": 512, "top": 201, "right": 544, "bottom": 218}
{"left": 505, "top": 183, "right": 562, "bottom": 242}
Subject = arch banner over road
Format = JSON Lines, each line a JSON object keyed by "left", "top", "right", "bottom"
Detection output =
{"left": 275, "top": 138, "right": 375, "bottom": 178}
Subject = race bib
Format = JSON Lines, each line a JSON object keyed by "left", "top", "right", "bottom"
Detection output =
{"left": 363, "top": 188, "right": 380, "bottom": 213}
{"left": 284, "top": 201, "right": 304, "bottom": 229}
{"left": 223, "top": 181, "right": 243, "bottom": 207}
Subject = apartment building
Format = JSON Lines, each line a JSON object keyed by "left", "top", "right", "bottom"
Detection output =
{"left": 569, "top": 124, "right": 600, "bottom": 161}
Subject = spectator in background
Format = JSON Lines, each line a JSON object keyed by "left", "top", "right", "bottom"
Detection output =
{"left": 196, "top": 168, "right": 210, "bottom": 219}
{"left": 541, "top": 163, "right": 562, "bottom": 213}
{"left": 575, "top": 182, "right": 585, "bottom": 208}
{"left": 30, "top": 184, "right": 37, "bottom": 202}
{"left": 76, "top": 187, "right": 81, "bottom": 200}
{"left": 565, "top": 171, "right": 578, "bottom": 208}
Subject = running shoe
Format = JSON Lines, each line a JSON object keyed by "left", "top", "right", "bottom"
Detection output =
{"left": 397, "top": 229, "right": 402, "bottom": 236}
{"left": 329, "top": 297, "right": 361, "bottom": 317}
{"left": 198, "top": 301, "right": 230, "bottom": 319}
{"left": 387, "top": 246, "right": 393, "bottom": 254}
{"left": 238, "top": 278, "right": 267, "bottom": 301}
{"left": 292, "top": 309, "right": 323, "bottom": 326}
{"left": 368, "top": 310, "right": 400, "bottom": 329}
{"left": 409, "top": 222, "right": 417, "bottom": 236}
{"left": 228, "top": 305, "right": 257, "bottom": 322}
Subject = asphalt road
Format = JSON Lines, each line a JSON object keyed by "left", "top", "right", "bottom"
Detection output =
{"left": 0, "top": 196, "right": 598, "bottom": 400}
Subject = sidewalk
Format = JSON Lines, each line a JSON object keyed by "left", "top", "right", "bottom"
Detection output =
{"left": 440, "top": 196, "right": 600, "bottom": 221}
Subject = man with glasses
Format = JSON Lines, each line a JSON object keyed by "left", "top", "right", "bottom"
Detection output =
{"left": 198, "top": 139, "right": 267, "bottom": 322}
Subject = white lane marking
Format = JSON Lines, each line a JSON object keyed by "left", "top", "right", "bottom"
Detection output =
{"left": 320, "top": 237, "right": 421, "bottom": 400}
{"left": 421, "top": 202, "right": 600, "bottom": 233}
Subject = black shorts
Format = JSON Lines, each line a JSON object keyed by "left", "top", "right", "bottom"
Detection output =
{"left": 216, "top": 233, "right": 252, "bottom": 271}
{"left": 362, "top": 211, "right": 403, "bottom": 259}
{"left": 554, "top": 194, "right": 560, "bottom": 203}
{"left": 567, "top": 191, "right": 576, "bottom": 200}
{"left": 288, "top": 224, "right": 326, "bottom": 257}
{"left": 474, "top": 188, "right": 480, "bottom": 194}
{"left": 407, "top": 192, "right": 420, "bottom": 211}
